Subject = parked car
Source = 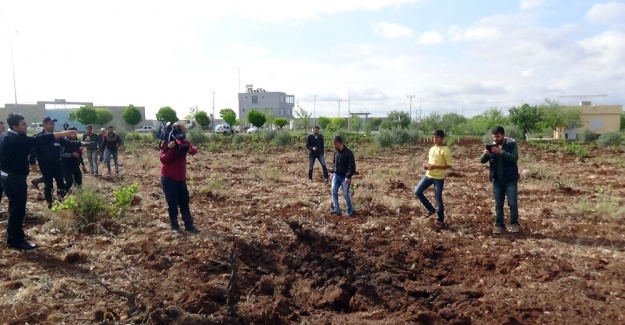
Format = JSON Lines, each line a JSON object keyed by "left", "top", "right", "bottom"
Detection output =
{"left": 135, "top": 126, "right": 155, "bottom": 133}
{"left": 247, "top": 126, "right": 259, "bottom": 134}
{"left": 215, "top": 124, "right": 234, "bottom": 135}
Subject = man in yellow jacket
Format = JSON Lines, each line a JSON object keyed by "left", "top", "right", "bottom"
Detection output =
{"left": 414, "top": 130, "right": 453, "bottom": 228}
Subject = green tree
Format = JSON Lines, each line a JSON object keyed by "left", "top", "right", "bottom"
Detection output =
{"left": 274, "top": 117, "right": 288, "bottom": 129}
{"left": 381, "top": 110, "right": 411, "bottom": 129}
{"left": 372, "top": 117, "right": 382, "bottom": 130}
{"left": 247, "top": 109, "right": 267, "bottom": 128}
{"left": 419, "top": 112, "right": 443, "bottom": 133}
{"left": 95, "top": 108, "right": 113, "bottom": 127}
{"left": 621, "top": 111, "right": 625, "bottom": 131}
{"left": 318, "top": 116, "right": 331, "bottom": 129}
{"left": 294, "top": 104, "right": 312, "bottom": 130}
{"left": 68, "top": 112, "right": 76, "bottom": 122}
{"left": 74, "top": 105, "right": 98, "bottom": 126}
{"left": 220, "top": 108, "right": 237, "bottom": 126}
{"left": 348, "top": 114, "right": 362, "bottom": 132}
{"left": 194, "top": 111, "right": 210, "bottom": 129}
{"left": 122, "top": 104, "right": 143, "bottom": 133}
{"left": 327, "top": 118, "right": 346, "bottom": 132}
{"left": 156, "top": 106, "right": 179, "bottom": 123}
{"left": 441, "top": 113, "right": 467, "bottom": 134}
{"left": 540, "top": 99, "right": 581, "bottom": 133}
{"left": 264, "top": 108, "right": 275, "bottom": 128}
{"left": 508, "top": 104, "right": 543, "bottom": 140}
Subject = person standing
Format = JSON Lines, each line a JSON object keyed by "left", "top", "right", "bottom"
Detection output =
{"left": 82, "top": 125, "right": 100, "bottom": 176}
{"left": 0, "top": 122, "right": 5, "bottom": 206}
{"left": 0, "top": 113, "right": 76, "bottom": 250}
{"left": 98, "top": 127, "right": 106, "bottom": 164}
{"left": 306, "top": 126, "right": 329, "bottom": 182}
{"left": 480, "top": 126, "right": 520, "bottom": 234}
{"left": 160, "top": 122, "right": 200, "bottom": 233}
{"left": 329, "top": 136, "right": 356, "bottom": 216}
{"left": 414, "top": 130, "right": 453, "bottom": 229}
{"left": 29, "top": 117, "right": 82, "bottom": 209}
{"left": 61, "top": 127, "right": 84, "bottom": 192}
{"left": 103, "top": 126, "right": 122, "bottom": 174}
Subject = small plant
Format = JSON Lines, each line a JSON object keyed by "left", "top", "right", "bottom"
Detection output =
{"left": 564, "top": 141, "right": 590, "bottom": 158}
{"left": 262, "top": 130, "right": 277, "bottom": 143}
{"left": 233, "top": 133, "right": 245, "bottom": 144}
{"left": 52, "top": 188, "right": 108, "bottom": 226}
{"left": 113, "top": 183, "right": 139, "bottom": 217}
{"left": 273, "top": 131, "right": 292, "bottom": 147}
{"left": 597, "top": 132, "right": 622, "bottom": 148}
{"left": 209, "top": 132, "right": 221, "bottom": 142}
{"left": 578, "top": 129, "right": 599, "bottom": 143}
{"left": 188, "top": 128, "right": 208, "bottom": 145}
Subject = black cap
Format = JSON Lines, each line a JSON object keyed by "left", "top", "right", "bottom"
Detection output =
{"left": 43, "top": 116, "right": 57, "bottom": 123}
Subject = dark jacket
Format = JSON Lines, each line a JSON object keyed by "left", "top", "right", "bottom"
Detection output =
{"left": 331, "top": 146, "right": 356, "bottom": 179}
{"left": 160, "top": 139, "right": 198, "bottom": 181}
{"left": 102, "top": 132, "right": 121, "bottom": 151}
{"left": 306, "top": 134, "right": 324, "bottom": 156}
{"left": 480, "top": 138, "right": 519, "bottom": 183}
{"left": 0, "top": 131, "right": 55, "bottom": 176}
{"left": 82, "top": 133, "right": 100, "bottom": 151}
{"left": 28, "top": 131, "right": 81, "bottom": 165}
{"left": 61, "top": 139, "right": 84, "bottom": 169}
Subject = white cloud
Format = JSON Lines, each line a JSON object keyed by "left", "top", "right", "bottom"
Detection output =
{"left": 371, "top": 22, "right": 414, "bottom": 39}
{"left": 448, "top": 26, "right": 502, "bottom": 41}
{"left": 418, "top": 31, "right": 444, "bottom": 44}
{"left": 585, "top": 1, "right": 625, "bottom": 24}
{"left": 519, "top": 0, "right": 547, "bottom": 11}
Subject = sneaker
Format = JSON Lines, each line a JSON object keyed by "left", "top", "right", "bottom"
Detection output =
{"left": 330, "top": 210, "right": 342, "bottom": 216}
{"left": 510, "top": 224, "right": 520, "bottom": 233}
{"left": 107, "top": 170, "right": 111, "bottom": 175}
{"left": 185, "top": 225, "right": 200, "bottom": 234}
{"left": 493, "top": 226, "right": 505, "bottom": 234}
{"left": 171, "top": 226, "right": 182, "bottom": 233}
{"left": 30, "top": 179, "right": 40, "bottom": 190}
{"left": 434, "top": 221, "right": 444, "bottom": 229}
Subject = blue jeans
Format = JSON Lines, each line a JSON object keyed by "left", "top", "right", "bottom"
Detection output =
{"left": 493, "top": 181, "right": 518, "bottom": 227}
{"left": 331, "top": 175, "right": 353, "bottom": 215}
{"left": 104, "top": 149, "right": 119, "bottom": 172}
{"left": 414, "top": 176, "right": 445, "bottom": 222}
{"left": 309, "top": 153, "right": 329, "bottom": 180}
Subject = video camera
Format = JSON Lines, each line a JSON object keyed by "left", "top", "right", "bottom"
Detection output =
{"left": 156, "top": 122, "right": 187, "bottom": 152}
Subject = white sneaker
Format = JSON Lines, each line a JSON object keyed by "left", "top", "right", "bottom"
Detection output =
{"left": 510, "top": 224, "right": 520, "bottom": 233}
{"left": 493, "top": 226, "right": 505, "bottom": 234}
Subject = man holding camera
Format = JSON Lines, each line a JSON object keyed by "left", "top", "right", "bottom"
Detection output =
{"left": 480, "top": 126, "right": 520, "bottom": 234}
{"left": 160, "top": 122, "right": 200, "bottom": 233}
{"left": 0, "top": 113, "right": 77, "bottom": 250}
{"left": 306, "top": 125, "right": 329, "bottom": 182}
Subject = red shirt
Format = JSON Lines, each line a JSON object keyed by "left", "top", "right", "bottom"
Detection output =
{"left": 159, "top": 139, "right": 198, "bottom": 181}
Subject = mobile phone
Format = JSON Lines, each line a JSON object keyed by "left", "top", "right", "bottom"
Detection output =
{"left": 485, "top": 144, "right": 495, "bottom": 152}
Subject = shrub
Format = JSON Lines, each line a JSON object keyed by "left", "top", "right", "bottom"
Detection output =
{"left": 578, "top": 129, "right": 599, "bottom": 143}
{"left": 188, "top": 127, "right": 207, "bottom": 145}
{"left": 52, "top": 187, "right": 108, "bottom": 226}
{"left": 597, "top": 132, "right": 622, "bottom": 148}
{"left": 116, "top": 128, "right": 128, "bottom": 144}
{"left": 376, "top": 129, "right": 395, "bottom": 148}
{"left": 208, "top": 132, "right": 221, "bottom": 142}
{"left": 262, "top": 130, "right": 277, "bottom": 143}
{"left": 112, "top": 183, "right": 139, "bottom": 217}
{"left": 233, "top": 133, "right": 245, "bottom": 144}
{"left": 273, "top": 131, "right": 292, "bottom": 147}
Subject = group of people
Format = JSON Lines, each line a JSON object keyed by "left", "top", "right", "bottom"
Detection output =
{"left": 307, "top": 125, "right": 520, "bottom": 234}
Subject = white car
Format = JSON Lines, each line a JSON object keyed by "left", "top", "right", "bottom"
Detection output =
{"left": 135, "top": 126, "right": 155, "bottom": 133}
{"left": 247, "top": 126, "right": 259, "bottom": 134}
{"left": 215, "top": 124, "right": 234, "bottom": 135}
{"left": 178, "top": 119, "right": 195, "bottom": 129}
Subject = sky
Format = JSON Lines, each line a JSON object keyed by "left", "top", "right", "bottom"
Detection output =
{"left": 0, "top": 0, "right": 624, "bottom": 120}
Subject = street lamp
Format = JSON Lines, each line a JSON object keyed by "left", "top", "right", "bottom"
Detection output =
{"left": 337, "top": 99, "right": 342, "bottom": 117}
{"left": 407, "top": 95, "right": 415, "bottom": 120}
{"left": 313, "top": 95, "right": 317, "bottom": 126}
{"left": 3, "top": 31, "right": 19, "bottom": 104}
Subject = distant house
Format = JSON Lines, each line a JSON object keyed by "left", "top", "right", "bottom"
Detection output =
{"left": 238, "top": 84, "right": 294, "bottom": 126}
{"left": 554, "top": 102, "right": 622, "bottom": 140}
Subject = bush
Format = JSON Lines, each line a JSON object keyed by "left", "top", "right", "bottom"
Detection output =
{"left": 597, "top": 132, "right": 622, "bottom": 148}
{"left": 208, "top": 132, "right": 221, "bottom": 142}
{"left": 578, "top": 129, "right": 599, "bottom": 143}
{"left": 52, "top": 187, "right": 108, "bottom": 226}
{"left": 112, "top": 183, "right": 139, "bottom": 217}
{"left": 116, "top": 128, "right": 128, "bottom": 144}
{"left": 376, "top": 128, "right": 419, "bottom": 148}
{"left": 273, "top": 131, "right": 292, "bottom": 147}
{"left": 262, "top": 130, "right": 277, "bottom": 143}
{"left": 188, "top": 128, "right": 207, "bottom": 145}
{"left": 233, "top": 133, "right": 245, "bottom": 144}
{"left": 376, "top": 129, "right": 395, "bottom": 148}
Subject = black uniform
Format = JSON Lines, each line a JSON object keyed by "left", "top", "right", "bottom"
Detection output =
{"left": 0, "top": 130, "right": 55, "bottom": 247}
{"left": 28, "top": 131, "right": 81, "bottom": 207}
{"left": 306, "top": 133, "right": 329, "bottom": 180}
{"left": 61, "top": 141, "right": 84, "bottom": 191}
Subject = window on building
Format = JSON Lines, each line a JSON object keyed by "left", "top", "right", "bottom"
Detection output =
{"left": 252, "top": 96, "right": 258, "bottom": 104}
{"left": 281, "top": 108, "right": 284, "bottom": 116}
{"left": 242, "top": 109, "right": 246, "bottom": 113}
{"left": 286, "top": 96, "right": 294, "bottom": 104}
{"left": 281, "top": 96, "right": 285, "bottom": 103}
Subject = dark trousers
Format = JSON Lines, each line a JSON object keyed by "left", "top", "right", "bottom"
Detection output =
{"left": 39, "top": 162, "right": 66, "bottom": 204}
{"left": 493, "top": 181, "right": 519, "bottom": 227}
{"left": 0, "top": 180, "right": 3, "bottom": 205}
{"left": 308, "top": 153, "right": 329, "bottom": 180}
{"left": 414, "top": 176, "right": 445, "bottom": 223}
{"left": 63, "top": 165, "right": 82, "bottom": 191}
{"left": 1, "top": 174, "right": 28, "bottom": 245}
{"left": 161, "top": 177, "right": 194, "bottom": 229}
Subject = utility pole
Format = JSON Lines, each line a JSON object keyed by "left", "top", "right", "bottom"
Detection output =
{"left": 419, "top": 93, "right": 423, "bottom": 121}
{"left": 337, "top": 99, "right": 342, "bottom": 117}
{"left": 407, "top": 95, "right": 415, "bottom": 120}
{"left": 9, "top": 31, "right": 18, "bottom": 104}
{"left": 313, "top": 95, "right": 317, "bottom": 127}
{"left": 212, "top": 91, "right": 215, "bottom": 128}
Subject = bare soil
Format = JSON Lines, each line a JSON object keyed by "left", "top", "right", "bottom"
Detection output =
{"left": 1, "top": 138, "right": 624, "bottom": 324}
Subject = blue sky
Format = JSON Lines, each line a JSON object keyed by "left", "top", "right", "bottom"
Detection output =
{"left": 0, "top": 0, "right": 624, "bottom": 120}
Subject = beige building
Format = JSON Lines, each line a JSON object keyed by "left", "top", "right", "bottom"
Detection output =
{"left": 554, "top": 102, "right": 622, "bottom": 140}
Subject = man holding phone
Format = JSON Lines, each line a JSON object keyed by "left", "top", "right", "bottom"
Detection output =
{"left": 480, "top": 126, "right": 520, "bottom": 234}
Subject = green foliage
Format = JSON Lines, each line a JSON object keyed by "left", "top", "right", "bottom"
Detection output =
{"left": 508, "top": 104, "right": 542, "bottom": 140}
{"left": 262, "top": 130, "right": 277, "bottom": 142}
{"left": 247, "top": 109, "right": 267, "bottom": 128}
{"left": 621, "top": 111, "right": 625, "bottom": 131}
{"left": 274, "top": 118, "right": 288, "bottom": 129}
{"left": 372, "top": 117, "right": 382, "bottom": 128}
{"left": 294, "top": 105, "right": 312, "bottom": 130}
{"left": 273, "top": 131, "right": 292, "bottom": 147}
{"left": 96, "top": 108, "right": 114, "bottom": 127}
{"left": 364, "top": 121, "right": 373, "bottom": 135}
{"left": 326, "top": 118, "right": 346, "bottom": 132}
{"left": 233, "top": 133, "right": 245, "bottom": 144}
{"left": 564, "top": 141, "right": 590, "bottom": 158}
{"left": 122, "top": 104, "right": 143, "bottom": 129}
{"left": 540, "top": 99, "right": 581, "bottom": 132}
{"left": 194, "top": 111, "right": 211, "bottom": 127}
{"left": 188, "top": 128, "right": 207, "bottom": 144}
{"left": 112, "top": 183, "right": 139, "bottom": 217}
{"left": 74, "top": 105, "right": 98, "bottom": 125}
{"left": 68, "top": 112, "right": 76, "bottom": 122}
{"left": 578, "top": 129, "right": 599, "bottom": 143}
{"left": 219, "top": 108, "right": 237, "bottom": 126}
{"left": 52, "top": 188, "right": 108, "bottom": 226}
{"left": 264, "top": 108, "right": 274, "bottom": 128}
{"left": 116, "top": 128, "right": 128, "bottom": 143}
{"left": 318, "top": 116, "right": 331, "bottom": 129}
{"left": 381, "top": 110, "right": 410, "bottom": 130}
{"left": 597, "top": 132, "right": 622, "bottom": 148}
{"left": 376, "top": 128, "right": 419, "bottom": 148}
{"left": 156, "top": 106, "right": 179, "bottom": 123}
{"left": 208, "top": 132, "right": 221, "bottom": 142}
{"left": 348, "top": 115, "right": 362, "bottom": 132}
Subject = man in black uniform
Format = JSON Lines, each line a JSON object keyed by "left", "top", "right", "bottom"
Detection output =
{"left": 0, "top": 113, "right": 76, "bottom": 250}
{"left": 28, "top": 116, "right": 82, "bottom": 208}
{"left": 0, "top": 121, "right": 5, "bottom": 206}
{"left": 306, "top": 126, "right": 329, "bottom": 182}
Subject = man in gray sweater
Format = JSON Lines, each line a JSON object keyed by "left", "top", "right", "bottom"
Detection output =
{"left": 82, "top": 125, "right": 100, "bottom": 176}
